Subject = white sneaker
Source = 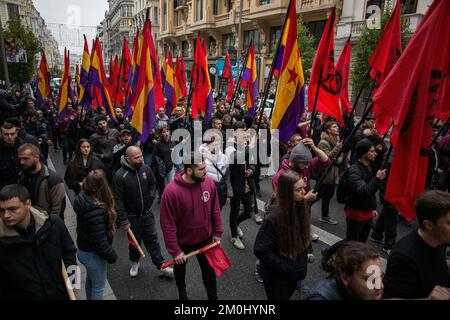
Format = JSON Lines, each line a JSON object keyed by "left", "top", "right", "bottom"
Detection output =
{"left": 311, "top": 233, "right": 320, "bottom": 242}
{"left": 254, "top": 213, "right": 263, "bottom": 224}
{"left": 159, "top": 266, "right": 174, "bottom": 279}
{"left": 231, "top": 237, "right": 245, "bottom": 250}
{"left": 237, "top": 227, "right": 244, "bottom": 238}
{"left": 130, "top": 262, "right": 140, "bottom": 277}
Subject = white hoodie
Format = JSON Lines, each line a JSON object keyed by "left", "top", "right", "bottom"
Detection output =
{"left": 199, "top": 143, "right": 230, "bottom": 183}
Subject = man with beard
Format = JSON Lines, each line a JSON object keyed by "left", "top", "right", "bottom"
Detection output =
{"left": 90, "top": 115, "right": 120, "bottom": 181}
{"left": 160, "top": 152, "right": 223, "bottom": 300}
{"left": 111, "top": 107, "right": 132, "bottom": 132}
{"left": 113, "top": 146, "right": 174, "bottom": 279}
{"left": 17, "top": 143, "right": 66, "bottom": 220}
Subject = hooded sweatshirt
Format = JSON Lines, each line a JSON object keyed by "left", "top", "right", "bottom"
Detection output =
{"left": 159, "top": 171, "right": 224, "bottom": 258}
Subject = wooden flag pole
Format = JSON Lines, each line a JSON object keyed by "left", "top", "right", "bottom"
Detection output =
{"left": 308, "top": 65, "right": 324, "bottom": 138}
{"left": 160, "top": 241, "right": 221, "bottom": 269}
{"left": 228, "top": 46, "right": 250, "bottom": 113}
{"left": 127, "top": 228, "right": 145, "bottom": 257}
{"left": 61, "top": 261, "right": 76, "bottom": 300}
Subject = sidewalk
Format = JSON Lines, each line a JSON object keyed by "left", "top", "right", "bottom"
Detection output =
{"left": 48, "top": 158, "right": 117, "bottom": 300}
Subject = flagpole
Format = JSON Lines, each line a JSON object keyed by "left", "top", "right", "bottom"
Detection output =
{"left": 160, "top": 241, "right": 221, "bottom": 269}
{"left": 228, "top": 46, "right": 250, "bottom": 112}
{"left": 256, "top": 0, "right": 293, "bottom": 135}
{"left": 308, "top": 65, "right": 324, "bottom": 137}
{"left": 313, "top": 102, "right": 375, "bottom": 192}
{"left": 429, "top": 116, "right": 450, "bottom": 148}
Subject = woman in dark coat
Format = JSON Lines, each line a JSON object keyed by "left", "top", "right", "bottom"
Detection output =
{"left": 254, "top": 170, "right": 313, "bottom": 300}
{"left": 74, "top": 169, "right": 118, "bottom": 300}
{"left": 64, "top": 138, "right": 105, "bottom": 194}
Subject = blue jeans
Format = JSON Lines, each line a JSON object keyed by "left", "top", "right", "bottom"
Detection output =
{"left": 164, "top": 167, "right": 176, "bottom": 186}
{"left": 143, "top": 152, "right": 153, "bottom": 168}
{"left": 77, "top": 249, "right": 107, "bottom": 300}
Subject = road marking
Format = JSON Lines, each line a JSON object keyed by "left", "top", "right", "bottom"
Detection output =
{"left": 256, "top": 199, "right": 387, "bottom": 269}
{"left": 48, "top": 157, "right": 117, "bottom": 300}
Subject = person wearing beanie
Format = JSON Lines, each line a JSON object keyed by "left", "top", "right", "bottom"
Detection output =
{"left": 272, "top": 137, "right": 331, "bottom": 243}
{"left": 343, "top": 139, "right": 387, "bottom": 242}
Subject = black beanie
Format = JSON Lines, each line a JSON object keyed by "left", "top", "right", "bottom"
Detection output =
{"left": 355, "top": 139, "right": 373, "bottom": 158}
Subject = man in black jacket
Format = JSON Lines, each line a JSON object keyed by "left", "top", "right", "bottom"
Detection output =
{"left": 225, "top": 121, "right": 256, "bottom": 250}
{"left": 113, "top": 146, "right": 173, "bottom": 279}
{"left": 0, "top": 122, "right": 25, "bottom": 189}
{"left": 344, "top": 139, "right": 386, "bottom": 242}
{"left": 0, "top": 184, "right": 77, "bottom": 299}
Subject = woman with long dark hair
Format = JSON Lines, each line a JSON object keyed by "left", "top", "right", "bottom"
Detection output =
{"left": 254, "top": 169, "right": 313, "bottom": 300}
{"left": 64, "top": 138, "right": 105, "bottom": 194}
{"left": 74, "top": 169, "right": 118, "bottom": 300}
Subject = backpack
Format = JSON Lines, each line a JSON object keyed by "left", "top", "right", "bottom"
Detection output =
{"left": 336, "top": 168, "right": 350, "bottom": 204}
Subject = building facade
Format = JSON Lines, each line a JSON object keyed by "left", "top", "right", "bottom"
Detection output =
{"left": 158, "top": 0, "right": 344, "bottom": 92}
{"left": 134, "top": 0, "right": 160, "bottom": 54}
{"left": 0, "top": 0, "right": 61, "bottom": 69}
{"left": 107, "top": 0, "right": 135, "bottom": 62}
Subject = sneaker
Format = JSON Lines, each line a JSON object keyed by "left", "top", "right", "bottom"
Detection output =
{"left": 237, "top": 226, "right": 244, "bottom": 238}
{"left": 382, "top": 248, "right": 391, "bottom": 255}
{"left": 159, "top": 266, "right": 174, "bottom": 279}
{"left": 231, "top": 237, "right": 245, "bottom": 250}
{"left": 369, "top": 234, "right": 384, "bottom": 245}
{"left": 311, "top": 232, "right": 320, "bottom": 242}
{"left": 130, "top": 262, "right": 140, "bottom": 277}
{"left": 254, "top": 261, "right": 263, "bottom": 284}
{"left": 254, "top": 213, "right": 263, "bottom": 224}
{"left": 319, "top": 216, "right": 338, "bottom": 225}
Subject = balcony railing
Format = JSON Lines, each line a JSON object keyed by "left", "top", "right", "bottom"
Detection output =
{"left": 350, "top": 20, "right": 365, "bottom": 36}
{"left": 299, "top": 0, "right": 339, "bottom": 11}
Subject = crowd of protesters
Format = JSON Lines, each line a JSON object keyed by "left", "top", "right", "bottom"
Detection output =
{"left": 0, "top": 83, "right": 449, "bottom": 301}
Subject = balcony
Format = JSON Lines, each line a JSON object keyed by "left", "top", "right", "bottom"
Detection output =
{"left": 298, "top": 0, "right": 341, "bottom": 13}
{"left": 403, "top": 13, "right": 424, "bottom": 33}
{"left": 214, "top": 12, "right": 232, "bottom": 28}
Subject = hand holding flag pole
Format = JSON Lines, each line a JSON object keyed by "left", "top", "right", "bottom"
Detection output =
{"left": 308, "top": 65, "right": 323, "bottom": 138}
{"left": 127, "top": 229, "right": 145, "bottom": 258}
{"left": 160, "top": 241, "right": 221, "bottom": 269}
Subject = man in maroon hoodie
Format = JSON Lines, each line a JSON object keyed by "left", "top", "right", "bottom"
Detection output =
{"left": 160, "top": 152, "right": 223, "bottom": 300}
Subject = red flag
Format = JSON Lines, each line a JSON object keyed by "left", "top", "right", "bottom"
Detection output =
{"left": 109, "top": 55, "right": 123, "bottom": 107}
{"left": 222, "top": 52, "right": 231, "bottom": 79}
{"left": 203, "top": 245, "right": 231, "bottom": 277}
{"left": 372, "top": 0, "right": 450, "bottom": 222}
{"left": 335, "top": 38, "right": 352, "bottom": 114}
{"left": 191, "top": 36, "right": 212, "bottom": 120}
{"left": 180, "top": 56, "right": 187, "bottom": 97}
{"left": 227, "top": 76, "right": 235, "bottom": 102}
{"left": 369, "top": 0, "right": 402, "bottom": 135}
{"left": 308, "top": 8, "right": 343, "bottom": 125}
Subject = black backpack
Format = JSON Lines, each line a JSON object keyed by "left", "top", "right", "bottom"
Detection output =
{"left": 336, "top": 168, "right": 350, "bottom": 204}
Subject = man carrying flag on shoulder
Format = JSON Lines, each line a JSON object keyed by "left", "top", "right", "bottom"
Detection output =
{"left": 160, "top": 152, "right": 224, "bottom": 300}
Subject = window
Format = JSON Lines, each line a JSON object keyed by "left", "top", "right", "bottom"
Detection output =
{"left": 196, "top": 0, "right": 204, "bottom": 21}
{"left": 163, "top": 0, "right": 167, "bottom": 30}
{"left": 222, "top": 33, "right": 234, "bottom": 54}
{"left": 401, "top": 0, "right": 417, "bottom": 14}
{"left": 154, "top": 7, "right": 158, "bottom": 24}
{"left": 213, "top": 0, "right": 219, "bottom": 15}
{"left": 307, "top": 20, "right": 326, "bottom": 48}
{"left": 244, "top": 30, "right": 262, "bottom": 53}
{"left": 259, "top": 0, "right": 272, "bottom": 4}
{"left": 182, "top": 41, "right": 189, "bottom": 57}
{"left": 227, "top": 0, "right": 233, "bottom": 12}
{"left": 7, "top": 3, "right": 19, "bottom": 20}
{"left": 269, "top": 27, "right": 282, "bottom": 54}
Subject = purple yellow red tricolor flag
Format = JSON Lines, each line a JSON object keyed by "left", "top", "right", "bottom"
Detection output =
{"left": 57, "top": 49, "right": 75, "bottom": 121}
{"left": 87, "top": 38, "right": 116, "bottom": 121}
{"left": 164, "top": 51, "right": 175, "bottom": 110}
{"left": 130, "top": 20, "right": 156, "bottom": 142}
{"left": 125, "top": 31, "right": 140, "bottom": 118}
{"left": 36, "top": 50, "right": 51, "bottom": 107}
{"left": 270, "top": 0, "right": 306, "bottom": 143}
{"left": 241, "top": 41, "right": 258, "bottom": 118}
{"left": 79, "top": 35, "right": 91, "bottom": 109}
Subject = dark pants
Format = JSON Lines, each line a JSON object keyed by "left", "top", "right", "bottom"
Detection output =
{"left": 61, "top": 134, "right": 74, "bottom": 163}
{"left": 346, "top": 217, "right": 373, "bottom": 242}
{"left": 372, "top": 205, "right": 398, "bottom": 249}
{"left": 263, "top": 281, "right": 297, "bottom": 300}
{"left": 230, "top": 191, "right": 254, "bottom": 238}
{"left": 128, "top": 213, "right": 164, "bottom": 268}
{"left": 101, "top": 161, "right": 114, "bottom": 184}
{"left": 174, "top": 237, "right": 217, "bottom": 300}
{"left": 314, "top": 184, "right": 336, "bottom": 218}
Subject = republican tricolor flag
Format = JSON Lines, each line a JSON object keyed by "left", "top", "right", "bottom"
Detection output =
{"left": 164, "top": 51, "right": 176, "bottom": 110}
{"left": 36, "top": 50, "right": 51, "bottom": 107}
{"left": 56, "top": 49, "right": 76, "bottom": 121}
{"left": 241, "top": 41, "right": 258, "bottom": 118}
{"left": 270, "top": 0, "right": 306, "bottom": 143}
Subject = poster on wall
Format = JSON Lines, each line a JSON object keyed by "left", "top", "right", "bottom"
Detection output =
{"left": 5, "top": 38, "right": 27, "bottom": 63}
